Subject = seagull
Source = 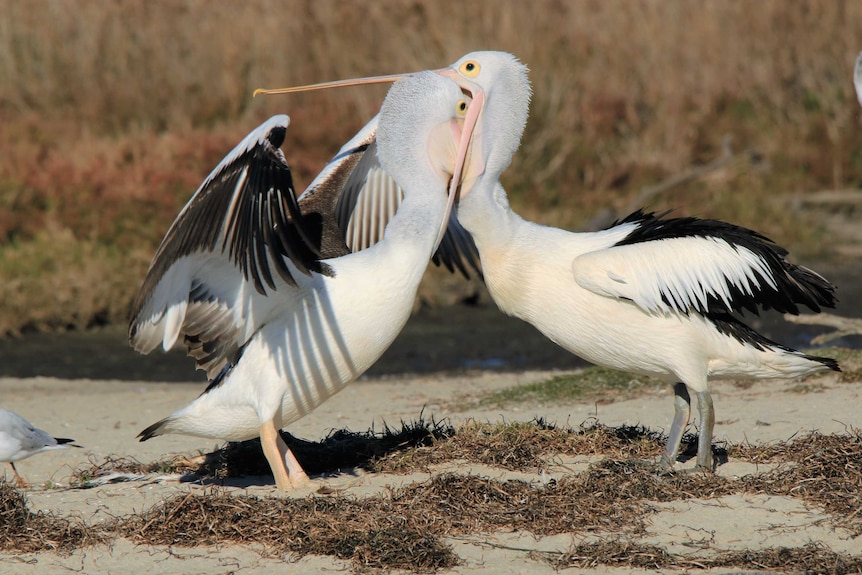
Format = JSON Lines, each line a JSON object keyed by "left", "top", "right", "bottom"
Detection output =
{"left": 0, "top": 408, "right": 79, "bottom": 486}
{"left": 266, "top": 51, "right": 841, "bottom": 472}
{"left": 855, "top": 51, "right": 862, "bottom": 107}
{"left": 129, "top": 71, "right": 483, "bottom": 490}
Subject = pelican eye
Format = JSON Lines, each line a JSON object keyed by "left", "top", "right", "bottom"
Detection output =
{"left": 456, "top": 99, "right": 468, "bottom": 116}
{"left": 460, "top": 60, "right": 480, "bottom": 78}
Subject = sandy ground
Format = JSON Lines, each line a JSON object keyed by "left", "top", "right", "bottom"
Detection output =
{"left": 1, "top": 368, "right": 860, "bottom": 574}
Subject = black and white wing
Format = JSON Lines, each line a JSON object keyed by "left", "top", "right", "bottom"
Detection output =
{"left": 572, "top": 210, "right": 837, "bottom": 317}
{"left": 302, "top": 114, "right": 482, "bottom": 278}
{"left": 130, "top": 116, "right": 326, "bottom": 375}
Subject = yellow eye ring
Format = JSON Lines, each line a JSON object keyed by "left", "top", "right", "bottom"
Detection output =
{"left": 456, "top": 99, "right": 468, "bottom": 116}
{"left": 459, "top": 60, "right": 480, "bottom": 78}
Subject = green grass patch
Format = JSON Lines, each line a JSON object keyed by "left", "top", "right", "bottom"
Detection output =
{"left": 477, "top": 367, "right": 663, "bottom": 408}
{"left": 0, "top": 227, "right": 147, "bottom": 335}
{"left": 476, "top": 349, "right": 856, "bottom": 409}
{"left": 808, "top": 347, "right": 862, "bottom": 383}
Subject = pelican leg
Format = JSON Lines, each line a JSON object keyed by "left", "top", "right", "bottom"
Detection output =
{"left": 276, "top": 432, "right": 311, "bottom": 488}
{"left": 259, "top": 419, "right": 292, "bottom": 490}
{"left": 694, "top": 390, "right": 715, "bottom": 472}
{"left": 659, "top": 382, "right": 691, "bottom": 469}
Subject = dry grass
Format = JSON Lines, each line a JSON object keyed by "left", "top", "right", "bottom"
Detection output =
{"left": 0, "top": 482, "right": 105, "bottom": 554}
{"left": 4, "top": 419, "right": 862, "bottom": 572}
{"left": 371, "top": 419, "right": 669, "bottom": 473}
{"left": 197, "top": 415, "right": 455, "bottom": 479}
{"left": 118, "top": 489, "right": 459, "bottom": 572}
{"left": 538, "top": 541, "right": 862, "bottom": 573}
{"left": 734, "top": 429, "right": 862, "bottom": 536}
{"left": 1, "top": 0, "right": 861, "bottom": 333}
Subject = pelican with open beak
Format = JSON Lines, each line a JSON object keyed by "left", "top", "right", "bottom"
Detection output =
{"left": 257, "top": 51, "right": 840, "bottom": 475}
{"left": 130, "top": 71, "right": 483, "bottom": 490}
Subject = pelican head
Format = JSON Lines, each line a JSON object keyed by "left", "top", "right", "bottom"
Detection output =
{"left": 253, "top": 51, "right": 530, "bottom": 201}
{"left": 439, "top": 51, "right": 532, "bottom": 181}
{"left": 376, "top": 72, "right": 483, "bottom": 251}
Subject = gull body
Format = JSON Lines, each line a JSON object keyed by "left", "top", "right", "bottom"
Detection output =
{"left": 440, "top": 52, "right": 839, "bottom": 470}
{"left": 0, "top": 408, "right": 78, "bottom": 486}
{"left": 130, "top": 72, "right": 480, "bottom": 489}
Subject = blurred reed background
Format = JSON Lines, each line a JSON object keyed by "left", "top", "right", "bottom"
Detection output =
{"left": 1, "top": 0, "right": 861, "bottom": 335}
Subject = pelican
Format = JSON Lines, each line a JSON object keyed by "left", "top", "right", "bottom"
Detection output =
{"left": 262, "top": 51, "right": 840, "bottom": 472}
{"left": 442, "top": 52, "right": 840, "bottom": 471}
{"left": 129, "top": 71, "right": 483, "bottom": 490}
{"left": 0, "top": 408, "right": 80, "bottom": 486}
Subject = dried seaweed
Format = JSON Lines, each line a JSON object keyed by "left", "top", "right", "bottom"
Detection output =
{"left": 736, "top": 429, "right": 862, "bottom": 535}
{"left": 372, "top": 419, "right": 674, "bottom": 473}
{"left": 73, "top": 453, "right": 203, "bottom": 484}
{"left": 534, "top": 539, "right": 675, "bottom": 570}
{"left": 118, "top": 488, "right": 457, "bottom": 572}
{"left": 197, "top": 414, "right": 455, "bottom": 479}
{"left": 538, "top": 540, "right": 862, "bottom": 574}
{"left": 0, "top": 482, "right": 105, "bottom": 553}
{"left": 17, "top": 420, "right": 862, "bottom": 572}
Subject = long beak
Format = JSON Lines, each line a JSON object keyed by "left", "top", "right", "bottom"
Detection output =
{"left": 253, "top": 67, "right": 484, "bottom": 253}
{"left": 253, "top": 68, "right": 451, "bottom": 97}
{"left": 432, "top": 88, "right": 485, "bottom": 253}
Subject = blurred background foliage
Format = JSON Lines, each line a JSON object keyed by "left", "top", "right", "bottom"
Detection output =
{"left": 1, "top": 0, "right": 861, "bottom": 335}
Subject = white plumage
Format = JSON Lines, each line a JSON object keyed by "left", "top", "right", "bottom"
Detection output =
{"left": 130, "top": 72, "right": 482, "bottom": 490}
{"left": 437, "top": 51, "right": 840, "bottom": 471}
{"left": 251, "top": 50, "right": 840, "bottom": 472}
{"left": 0, "top": 408, "right": 79, "bottom": 486}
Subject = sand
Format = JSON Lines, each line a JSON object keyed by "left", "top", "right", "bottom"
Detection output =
{"left": 1, "top": 368, "right": 859, "bottom": 574}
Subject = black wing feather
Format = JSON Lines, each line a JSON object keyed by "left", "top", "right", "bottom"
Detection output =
{"left": 611, "top": 209, "right": 836, "bottom": 316}
{"left": 130, "top": 116, "right": 328, "bottom": 326}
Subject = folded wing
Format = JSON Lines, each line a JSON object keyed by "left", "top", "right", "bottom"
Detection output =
{"left": 573, "top": 210, "right": 836, "bottom": 317}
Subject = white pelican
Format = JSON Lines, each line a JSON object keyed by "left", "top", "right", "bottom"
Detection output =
{"left": 0, "top": 408, "right": 79, "bottom": 486}
{"left": 130, "top": 71, "right": 483, "bottom": 490}
{"left": 444, "top": 52, "right": 840, "bottom": 471}
{"left": 265, "top": 51, "right": 840, "bottom": 472}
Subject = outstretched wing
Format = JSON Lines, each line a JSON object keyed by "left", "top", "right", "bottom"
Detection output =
{"left": 130, "top": 116, "right": 327, "bottom": 373}
{"left": 573, "top": 210, "right": 836, "bottom": 317}
{"left": 302, "top": 114, "right": 481, "bottom": 278}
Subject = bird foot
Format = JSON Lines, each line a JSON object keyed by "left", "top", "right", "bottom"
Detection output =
{"left": 287, "top": 471, "right": 312, "bottom": 489}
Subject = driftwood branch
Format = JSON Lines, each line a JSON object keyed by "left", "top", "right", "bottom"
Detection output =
{"left": 783, "top": 313, "right": 862, "bottom": 345}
